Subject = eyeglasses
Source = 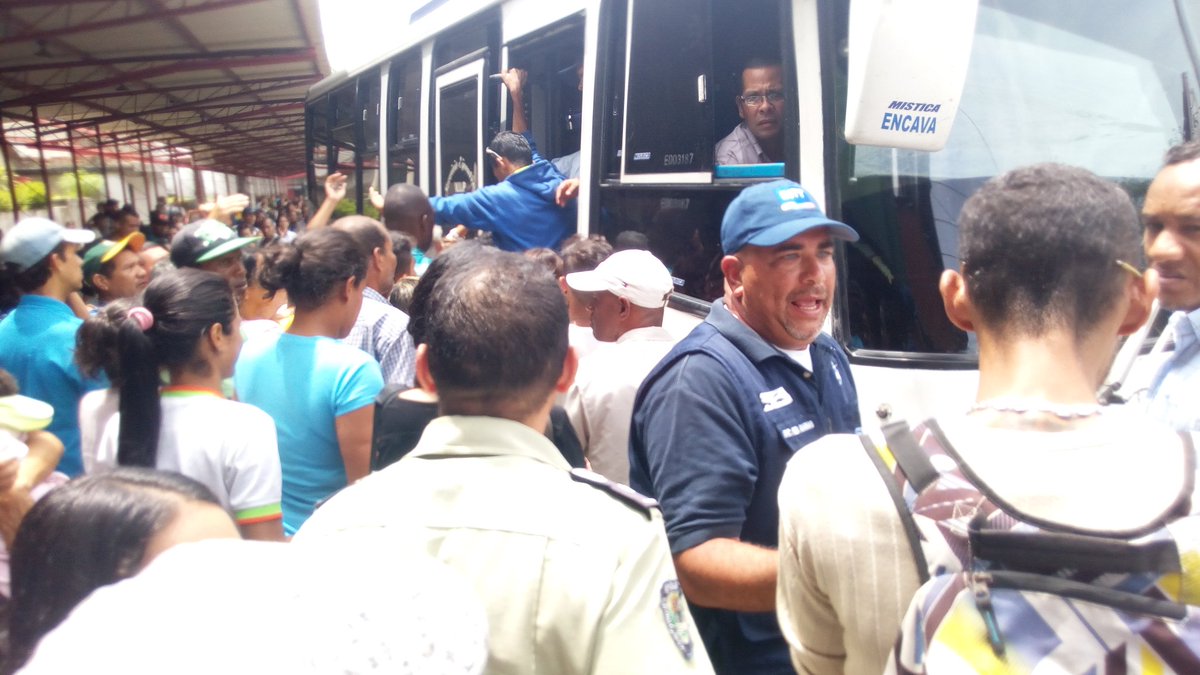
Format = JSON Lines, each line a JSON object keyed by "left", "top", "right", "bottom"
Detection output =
{"left": 738, "top": 92, "right": 784, "bottom": 107}
{"left": 485, "top": 147, "right": 503, "bottom": 162}
{"left": 1115, "top": 259, "right": 1143, "bottom": 278}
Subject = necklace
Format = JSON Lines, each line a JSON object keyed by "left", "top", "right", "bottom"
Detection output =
{"left": 967, "top": 398, "right": 1105, "bottom": 420}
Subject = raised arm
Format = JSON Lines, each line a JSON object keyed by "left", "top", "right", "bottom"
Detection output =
{"left": 307, "top": 173, "right": 348, "bottom": 230}
{"left": 501, "top": 68, "right": 529, "bottom": 134}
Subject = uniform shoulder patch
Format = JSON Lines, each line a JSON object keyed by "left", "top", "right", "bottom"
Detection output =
{"left": 568, "top": 468, "right": 658, "bottom": 518}
{"left": 660, "top": 580, "right": 694, "bottom": 660}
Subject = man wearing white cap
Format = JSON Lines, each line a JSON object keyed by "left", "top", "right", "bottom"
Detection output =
{"left": 564, "top": 249, "right": 677, "bottom": 484}
{"left": 0, "top": 218, "right": 101, "bottom": 477}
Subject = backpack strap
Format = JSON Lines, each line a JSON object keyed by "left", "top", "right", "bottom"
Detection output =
{"left": 860, "top": 430, "right": 930, "bottom": 583}
{"left": 882, "top": 420, "right": 940, "bottom": 493}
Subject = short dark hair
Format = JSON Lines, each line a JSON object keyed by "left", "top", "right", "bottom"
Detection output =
{"left": 333, "top": 215, "right": 389, "bottom": 261}
{"left": 381, "top": 184, "right": 430, "bottom": 236}
{"left": 3, "top": 241, "right": 67, "bottom": 296}
{"left": 8, "top": 468, "right": 222, "bottom": 672}
{"left": 425, "top": 254, "right": 567, "bottom": 419}
{"left": 743, "top": 57, "right": 781, "bottom": 73}
{"left": 561, "top": 236, "right": 612, "bottom": 274}
{"left": 257, "top": 229, "right": 366, "bottom": 311}
{"left": 1163, "top": 140, "right": 1200, "bottom": 167}
{"left": 959, "top": 163, "right": 1141, "bottom": 340}
{"left": 488, "top": 131, "right": 533, "bottom": 167}
{"left": 614, "top": 230, "right": 650, "bottom": 251}
{"left": 407, "top": 241, "right": 501, "bottom": 345}
{"left": 389, "top": 231, "right": 414, "bottom": 279}
{"left": 523, "top": 247, "right": 563, "bottom": 278}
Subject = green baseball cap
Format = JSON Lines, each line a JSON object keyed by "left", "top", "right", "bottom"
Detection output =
{"left": 170, "top": 219, "right": 260, "bottom": 268}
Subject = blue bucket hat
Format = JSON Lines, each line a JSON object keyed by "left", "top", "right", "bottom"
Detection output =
{"left": 721, "top": 180, "right": 858, "bottom": 254}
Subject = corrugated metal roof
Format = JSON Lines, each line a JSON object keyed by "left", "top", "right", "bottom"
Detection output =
{"left": 0, "top": 0, "right": 329, "bottom": 177}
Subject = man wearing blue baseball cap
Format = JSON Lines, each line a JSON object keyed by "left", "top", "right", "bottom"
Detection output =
{"left": 629, "top": 180, "right": 861, "bottom": 673}
{"left": 0, "top": 218, "right": 105, "bottom": 477}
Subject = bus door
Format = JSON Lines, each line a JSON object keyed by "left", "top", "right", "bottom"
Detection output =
{"left": 434, "top": 54, "right": 487, "bottom": 197}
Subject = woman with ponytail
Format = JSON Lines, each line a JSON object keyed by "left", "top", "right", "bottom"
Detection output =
{"left": 93, "top": 268, "right": 284, "bottom": 541}
{"left": 234, "top": 228, "right": 383, "bottom": 535}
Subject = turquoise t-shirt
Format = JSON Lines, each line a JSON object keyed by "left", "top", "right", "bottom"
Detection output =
{"left": 0, "top": 295, "right": 106, "bottom": 476}
{"left": 234, "top": 332, "right": 383, "bottom": 534}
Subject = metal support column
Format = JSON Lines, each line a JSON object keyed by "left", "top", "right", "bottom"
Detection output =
{"left": 190, "top": 152, "right": 205, "bottom": 205}
{"left": 0, "top": 114, "right": 20, "bottom": 220}
{"left": 94, "top": 124, "right": 110, "bottom": 202}
{"left": 66, "top": 125, "right": 86, "bottom": 226}
{"left": 136, "top": 132, "right": 153, "bottom": 214}
{"left": 113, "top": 133, "right": 127, "bottom": 205}
{"left": 170, "top": 147, "right": 183, "bottom": 206}
{"left": 31, "top": 106, "right": 53, "bottom": 221}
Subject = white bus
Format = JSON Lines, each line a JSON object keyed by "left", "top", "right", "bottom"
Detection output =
{"left": 305, "top": 0, "right": 1200, "bottom": 423}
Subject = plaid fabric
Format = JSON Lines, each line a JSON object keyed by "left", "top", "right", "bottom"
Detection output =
{"left": 342, "top": 287, "right": 415, "bottom": 387}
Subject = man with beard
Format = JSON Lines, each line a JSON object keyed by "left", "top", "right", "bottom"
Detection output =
{"left": 629, "top": 180, "right": 861, "bottom": 673}
{"left": 714, "top": 61, "right": 785, "bottom": 165}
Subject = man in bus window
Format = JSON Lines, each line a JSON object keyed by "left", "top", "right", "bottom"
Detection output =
{"left": 428, "top": 131, "right": 575, "bottom": 253}
{"left": 629, "top": 180, "right": 861, "bottom": 673}
{"left": 1142, "top": 139, "right": 1200, "bottom": 431}
{"left": 715, "top": 60, "right": 785, "bottom": 165}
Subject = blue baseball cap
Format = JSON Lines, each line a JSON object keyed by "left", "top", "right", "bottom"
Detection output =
{"left": 0, "top": 217, "right": 96, "bottom": 272}
{"left": 721, "top": 180, "right": 858, "bottom": 254}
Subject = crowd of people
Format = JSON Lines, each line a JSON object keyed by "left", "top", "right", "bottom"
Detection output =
{"left": 0, "top": 111, "right": 1198, "bottom": 673}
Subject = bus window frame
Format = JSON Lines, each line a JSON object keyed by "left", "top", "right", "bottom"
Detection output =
{"left": 386, "top": 50, "right": 424, "bottom": 188}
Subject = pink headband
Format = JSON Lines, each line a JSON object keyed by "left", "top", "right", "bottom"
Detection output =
{"left": 127, "top": 306, "right": 154, "bottom": 332}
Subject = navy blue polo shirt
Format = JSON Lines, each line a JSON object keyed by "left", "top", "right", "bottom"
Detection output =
{"left": 629, "top": 299, "right": 860, "bottom": 674}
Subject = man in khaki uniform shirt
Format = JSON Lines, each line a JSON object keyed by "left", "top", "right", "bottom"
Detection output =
{"left": 296, "top": 252, "right": 711, "bottom": 675}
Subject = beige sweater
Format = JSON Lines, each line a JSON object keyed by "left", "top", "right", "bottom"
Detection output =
{"left": 777, "top": 409, "right": 1197, "bottom": 675}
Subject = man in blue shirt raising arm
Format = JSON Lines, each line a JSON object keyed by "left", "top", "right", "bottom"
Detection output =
{"left": 429, "top": 130, "right": 576, "bottom": 252}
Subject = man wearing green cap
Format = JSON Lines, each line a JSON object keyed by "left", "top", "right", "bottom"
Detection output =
{"left": 0, "top": 217, "right": 104, "bottom": 477}
{"left": 170, "top": 219, "right": 260, "bottom": 304}
{"left": 82, "top": 232, "right": 148, "bottom": 308}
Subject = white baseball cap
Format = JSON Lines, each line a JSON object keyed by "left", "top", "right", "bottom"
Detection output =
{"left": 565, "top": 249, "right": 674, "bottom": 308}
{"left": 0, "top": 217, "right": 95, "bottom": 271}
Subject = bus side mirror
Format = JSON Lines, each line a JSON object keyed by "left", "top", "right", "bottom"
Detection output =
{"left": 844, "top": 0, "right": 980, "bottom": 152}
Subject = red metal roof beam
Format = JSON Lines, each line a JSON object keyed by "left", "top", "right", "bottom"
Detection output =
{"left": 2, "top": 0, "right": 276, "bottom": 45}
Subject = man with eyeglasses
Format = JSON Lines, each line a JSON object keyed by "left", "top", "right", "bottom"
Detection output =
{"left": 715, "top": 60, "right": 785, "bottom": 166}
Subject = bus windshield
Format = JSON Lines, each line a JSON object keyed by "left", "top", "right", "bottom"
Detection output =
{"left": 839, "top": 0, "right": 1200, "bottom": 358}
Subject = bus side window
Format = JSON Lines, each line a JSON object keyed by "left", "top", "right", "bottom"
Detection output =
{"left": 388, "top": 53, "right": 422, "bottom": 188}
{"left": 710, "top": 0, "right": 788, "bottom": 174}
{"left": 620, "top": 0, "right": 714, "bottom": 179}
{"left": 505, "top": 14, "right": 586, "bottom": 178}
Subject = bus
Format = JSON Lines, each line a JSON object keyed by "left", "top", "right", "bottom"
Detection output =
{"left": 304, "top": 0, "right": 1200, "bottom": 423}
